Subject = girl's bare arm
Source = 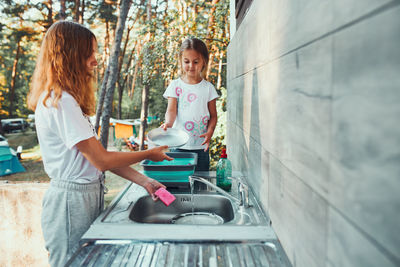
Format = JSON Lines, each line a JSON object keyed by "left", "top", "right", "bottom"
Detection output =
{"left": 76, "top": 137, "right": 173, "bottom": 172}
{"left": 200, "top": 99, "right": 218, "bottom": 150}
{"left": 206, "top": 99, "right": 217, "bottom": 135}
{"left": 109, "top": 166, "right": 166, "bottom": 197}
{"left": 162, "top": 97, "right": 177, "bottom": 129}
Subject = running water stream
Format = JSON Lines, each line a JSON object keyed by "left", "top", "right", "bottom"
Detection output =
{"left": 173, "top": 176, "right": 229, "bottom": 225}
{"left": 189, "top": 177, "right": 195, "bottom": 223}
{"left": 172, "top": 177, "right": 226, "bottom": 225}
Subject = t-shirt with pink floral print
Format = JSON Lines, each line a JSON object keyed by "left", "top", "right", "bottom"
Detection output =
{"left": 163, "top": 78, "right": 219, "bottom": 150}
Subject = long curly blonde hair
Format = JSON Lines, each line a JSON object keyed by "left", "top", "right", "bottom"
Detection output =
{"left": 28, "top": 21, "right": 97, "bottom": 115}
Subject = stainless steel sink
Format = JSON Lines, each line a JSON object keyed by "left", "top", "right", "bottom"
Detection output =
{"left": 129, "top": 193, "right": 234, "bottom": 224}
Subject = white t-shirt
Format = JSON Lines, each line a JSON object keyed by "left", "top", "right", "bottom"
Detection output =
{"left": 163, "top": 78, "right": 219, "bottom": 149}
{"left": 35, "top": 91, "right": 101, "bottom": 183}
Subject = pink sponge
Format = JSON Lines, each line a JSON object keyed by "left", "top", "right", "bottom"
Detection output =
{"left": 154, "top": 188, "right": 176, "bottom": 206}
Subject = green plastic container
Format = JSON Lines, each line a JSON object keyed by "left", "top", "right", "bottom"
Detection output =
{"left": 141, "top": 152, "right": 198, "bottom": 183}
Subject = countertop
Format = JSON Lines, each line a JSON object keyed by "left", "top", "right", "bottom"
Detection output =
{"left": 66, "top": 171, "right": 292, "bottom": 266}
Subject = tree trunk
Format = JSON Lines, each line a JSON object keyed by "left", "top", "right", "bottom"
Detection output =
{"left": 94, "top": 64, "right": 110, "bottom": 134}
{"left": 79, "top": 0, "right": 85, "bottom": 23}
{"left": 60, "top": 0, "right": 66, "bottom": 19}
{"left": 120, "top": 48, "right": 134, "bottom": 93}
{"left": 74, "top": 0, "right": 80, "bottom": 22}
{"left": 139, "top": 84, "right": 149, "bottom": 150}
{"left": 130, "top": 55, "right": 141, "bottom": 98}
{"left": 8, "top": 39, "right": 21, "bottom": 117}
{"left": 99, "top": 0, "right": 131, "bottom": 148}
{"left": 177, "top": 0, "right": 187, "bottom": 34}
{"left": 138, "top": 1, "right": 153, "bottom": 150}
{"left": 192, "top": 1, "right": 198, "bottom": 22}
{"left": 205, "top": 0, "right": 220, "bottom": 47}
{"left": 217, "top": 51, "right": 223, "bottom": 89}
{"left": 100, "top": 20, "right": 111, "bottom": 81}
{"left": 0, "top": 117, "right": 4, "bottom": 134}
{"left": 117, "top": 86, "right": 123, "bottom": 119}
{"left": 206, "top": 52, "right": 214, "bottom": 80}
{"left": 205, "top": 0, "right": 220, "bottom": 80}
{"left": 115, "top": 27, "right": 132, "bottom": 119}
{"left": 45, "top": 0, "right": 53, "bottom": 29}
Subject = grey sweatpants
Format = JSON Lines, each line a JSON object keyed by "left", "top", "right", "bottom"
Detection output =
{"left": 41, "top": 179, "right": 103, "bottom": 267}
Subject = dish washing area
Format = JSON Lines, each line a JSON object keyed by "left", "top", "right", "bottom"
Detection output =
{"left": 66, "top": 132, "right": 292, "bottom": 266}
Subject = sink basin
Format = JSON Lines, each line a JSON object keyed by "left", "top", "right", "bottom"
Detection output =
{"left": 129, "top": 194, "right": 234, "bottom": 224}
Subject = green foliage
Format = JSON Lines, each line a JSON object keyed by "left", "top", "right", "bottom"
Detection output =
{"left": 93, "top": 1, "right": 117, "bottom": 25}
{"left": 148, "top": 73, "right": 168, "bottom": 119}
{"left": 108, "top": 0, "right": 230, "bottom": 161}
{"left": 0, "top": 1, "right": 40, "bottom": 118}
{"left": 0, "top": 0, "right": 230, "bottom": 151}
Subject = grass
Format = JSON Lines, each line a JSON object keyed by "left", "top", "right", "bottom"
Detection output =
{"left": 1, "top": 130, "right": 137, "bottom": 208}
{"left": 6, "top": 130, "right": 40, "bottom": 150}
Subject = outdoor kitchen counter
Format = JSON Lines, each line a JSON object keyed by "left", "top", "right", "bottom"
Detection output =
{"left": 66, "top": 171, "right": 292, "bottom": 266}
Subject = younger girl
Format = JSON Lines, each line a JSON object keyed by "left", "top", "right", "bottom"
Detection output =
{"left": 162, "top": 38, "right": 218, "bottom": 171}
{"left": 27, "top": 21, "right": 172, "bottom": 266}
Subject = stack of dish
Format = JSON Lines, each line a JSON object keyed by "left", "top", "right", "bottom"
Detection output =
{"left": 144, "top": 127, "right": 197, "bottom": 186}
{"left": 147, "top": 128, "right": 189, "bottom": 148}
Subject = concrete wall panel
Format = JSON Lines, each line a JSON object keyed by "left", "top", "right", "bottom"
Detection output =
{"left": 227, "top": 0, "right": 400, "bottom": 266}
{"left": 330, "top": 6, "right": 400, "bottom": 261}
{"left": 327, "top": 209, "right": 397, "bottom": 267}
{"left": 269, "top": 157, "right": 328, "bottom": 267}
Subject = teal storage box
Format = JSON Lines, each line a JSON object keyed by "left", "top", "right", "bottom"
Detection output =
{"left": 141, "top": 152, "right": 198, "bottom": 183}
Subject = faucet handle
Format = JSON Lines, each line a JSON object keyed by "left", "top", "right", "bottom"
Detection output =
{"left": 238, "top": 182, "right": 250, "bottom": 207}
{"left": 229, "top": 176, "right": 251, "bottom": 208}
{"left": 238, "top": 181, "right": 248, "bottom": 190}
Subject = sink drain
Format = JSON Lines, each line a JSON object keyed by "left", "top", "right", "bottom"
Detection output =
{"left": 171, "top": 212, "right": 224, "bottom": 225}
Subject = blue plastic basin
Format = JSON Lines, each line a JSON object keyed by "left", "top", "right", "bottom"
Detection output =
{"left": 141, "top": 152, "right": 198, "bottom": 183}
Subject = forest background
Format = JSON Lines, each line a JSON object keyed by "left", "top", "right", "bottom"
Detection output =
{"left": 0, "top": 0, "right": 230, "bottom": 165}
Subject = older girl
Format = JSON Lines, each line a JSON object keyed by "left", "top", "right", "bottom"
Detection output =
{"left": 27, "top": 21, "right": 172, "bottom": 266}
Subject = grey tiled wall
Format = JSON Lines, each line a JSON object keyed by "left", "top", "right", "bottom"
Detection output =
{"left": 227, "top": 1, "right": 400, "bottom": 266}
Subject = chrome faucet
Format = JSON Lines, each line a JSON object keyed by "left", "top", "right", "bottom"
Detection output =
{"left": 189, "top": 176, "right": 251, "bottom": 208}
{"left": 235, "top": 177, "right": 250, "bottom": 208}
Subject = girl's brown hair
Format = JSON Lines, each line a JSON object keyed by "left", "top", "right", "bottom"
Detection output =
{"left": 179, "top": 37, "right": 209, "bottom": 78}
{"left": 28, "top": 21, "right": 97, "bottom": 115}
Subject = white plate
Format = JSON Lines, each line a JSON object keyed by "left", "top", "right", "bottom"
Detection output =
{"left": 147, "top": 128, "right": 189, "bottom": 148}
